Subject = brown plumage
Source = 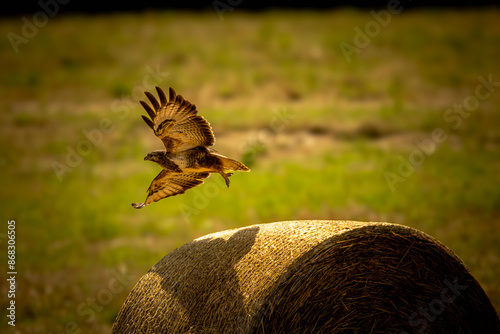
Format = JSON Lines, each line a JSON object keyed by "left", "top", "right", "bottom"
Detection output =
{"left": 132, "top": 87, "right": 250, "bottom": 209}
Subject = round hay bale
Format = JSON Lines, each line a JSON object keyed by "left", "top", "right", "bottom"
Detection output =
{"left": 113, "top": 220, "right": 500, "bottom": 333}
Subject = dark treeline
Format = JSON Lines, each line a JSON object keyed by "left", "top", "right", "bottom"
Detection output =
{"left": 2, "top": 0, "right": 498, "bottom": 17}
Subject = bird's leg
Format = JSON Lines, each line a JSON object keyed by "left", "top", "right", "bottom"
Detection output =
{"left": 218, "top": 171, "right": 233, "bottom": 187}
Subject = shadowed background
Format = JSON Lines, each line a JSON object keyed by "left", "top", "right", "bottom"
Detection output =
{"left": 0, "top": 3, "right": 499, "bottom": 333}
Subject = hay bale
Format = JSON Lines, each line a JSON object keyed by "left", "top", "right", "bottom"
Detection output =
{"left": 113, "top": 220, "right": 500, "bottom": 333}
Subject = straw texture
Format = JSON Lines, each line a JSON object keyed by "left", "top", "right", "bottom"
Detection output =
{"left": 113, "top": 220, "right": 500, "bottom": 333}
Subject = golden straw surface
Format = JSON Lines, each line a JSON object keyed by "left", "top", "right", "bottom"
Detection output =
{"left": 113, "top": 220, "right": 500, "bottom": 333}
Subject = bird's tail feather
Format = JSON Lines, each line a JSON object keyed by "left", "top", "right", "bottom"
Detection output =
{"left": 219, "top": 156, "right": 250, "bottom": 172}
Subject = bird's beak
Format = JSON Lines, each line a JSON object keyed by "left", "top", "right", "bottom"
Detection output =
{"left": 144, "top": 156, "right": 149, "bottom": 161}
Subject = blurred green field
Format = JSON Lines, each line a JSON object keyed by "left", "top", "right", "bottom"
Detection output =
{"left": 0, "top": 8, "right": 499, "bottom": 332}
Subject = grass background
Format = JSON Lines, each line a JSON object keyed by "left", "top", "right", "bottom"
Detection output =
{"left": 0, "top": 7, "right": 499, "bottom": 332}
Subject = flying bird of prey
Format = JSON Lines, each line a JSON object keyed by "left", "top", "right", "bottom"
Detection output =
{"left": 132, "top": 87, "right": 250, "bottom": 209}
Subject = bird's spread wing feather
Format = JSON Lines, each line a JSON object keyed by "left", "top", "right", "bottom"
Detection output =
{"left": 139, "top": 87, "right": 215, "bottom": 153}
{"left": 132, "top": 171, "right": 210, "bottom": 209}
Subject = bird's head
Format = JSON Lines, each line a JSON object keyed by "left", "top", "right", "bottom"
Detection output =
{"left": 144, "top": 151, "right": 163, "bottom": 162}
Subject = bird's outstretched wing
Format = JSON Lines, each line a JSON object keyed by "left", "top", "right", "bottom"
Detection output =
{"left": 139, "top": 87, "right": 215, "bottom": 153}
{"left": 132, "top": 170, "right": 210, "bottom": 209}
